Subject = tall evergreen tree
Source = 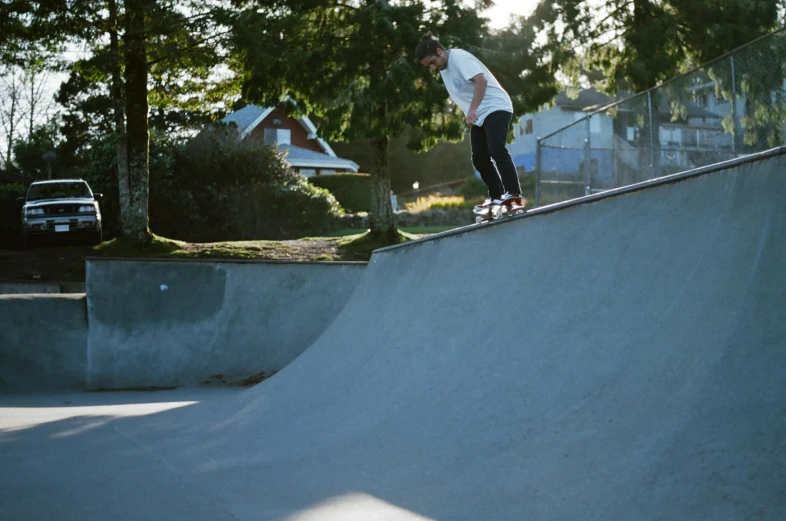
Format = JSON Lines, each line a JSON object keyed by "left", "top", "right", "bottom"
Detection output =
{"left": 233, "top": 0, "right": 559, "bottom": 239}
{"left": 6, "top": 0, "right": 239, "bottom": 243}
{"left": 530, "top": 0, "right": 784, "bottom": 177}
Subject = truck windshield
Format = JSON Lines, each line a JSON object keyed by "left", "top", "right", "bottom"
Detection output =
{"left": 27, "top": 182, "right": 92, "bottom": 201}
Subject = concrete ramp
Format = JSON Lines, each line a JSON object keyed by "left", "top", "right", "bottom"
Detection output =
{"left": 86, "top": 259, "right": 365, "bottom": 389}
{"left": 172, "top": 149, "right": 786, "bottom": 520}
{"left": 1, "top": 149, "right": 784, "bottom": 520}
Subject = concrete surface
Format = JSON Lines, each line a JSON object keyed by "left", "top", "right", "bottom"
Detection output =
{"left": 1, "top": 149, "right": 785, "bottom": 520}
{"left": 0, "top": 281, "right": 86, "bottom": 294}
{"left": 0, "top": 294, "right": 88, "bottom": 391}
{"left": 85, "top": 259, "right": 365, "bottom": 389}
{"left": 0, "top": 281, "right": 62, "bottom": 294}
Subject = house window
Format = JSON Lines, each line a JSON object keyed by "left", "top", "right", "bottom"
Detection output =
{"left": 524, "top": 119, "right": 533, "bottom": 134}
{"left": 264, "top": 128, "right": 291, "bottom": 145}
{"left": 321, "top": 169, "right": 336, "bottom": 175}
{"left": 300, "top": 168, "right": 316, "bottom": 177}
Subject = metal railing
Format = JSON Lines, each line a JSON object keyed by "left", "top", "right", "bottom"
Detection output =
{"left": 535, "top": 28, "right": 786, "bottom": 207}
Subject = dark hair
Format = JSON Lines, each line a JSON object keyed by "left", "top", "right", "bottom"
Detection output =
{"left": 415, "top": 32, "right": 444, "bottom": 62}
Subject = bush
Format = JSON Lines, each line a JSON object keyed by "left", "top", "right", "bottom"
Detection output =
{"left": 226, "top": 178, "right": 343, "bottom": 240}
{"left": 309, "top": 173, "right": 372, "bottom": 212}
{"left": 456, "top": 171, "right": 537, "bottom": 203}
{"left": 403, "top": 194, "right": 482, "bottom": 213}
{"left": 0, "top": 184, "right": 26, "bottom": 249}
{"left": 152, "top": 136, "right": 344, "bottom": 241}
{"left": 456, "top": 176, "right": 488, "bottom": 198}
{"left": 75, "top": 129, "right": 345, "bottom": 242}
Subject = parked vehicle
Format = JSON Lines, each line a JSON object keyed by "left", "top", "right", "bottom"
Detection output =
{"left": 18, "top": 179, "right": 103, "bottom": 248}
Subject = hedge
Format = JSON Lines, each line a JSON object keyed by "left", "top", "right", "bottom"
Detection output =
{"left": 309, "top": 173, "right": 372, "bottom": 213}
{"left": 0, "top": 184, "right": 26, "bottom": 249}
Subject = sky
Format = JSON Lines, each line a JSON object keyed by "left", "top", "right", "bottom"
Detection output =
{"left": 484, "top": 0, "right": 539, "bottom": 29}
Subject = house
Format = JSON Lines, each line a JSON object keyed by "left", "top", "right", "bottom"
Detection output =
{"left": 221, "top": 105, "right": 359, "bottom": 176}
{"left": 511, "top": 87, "right": 734, "bottom": 187}
{"left": 509, "top": 89, "right": 614, "bottom": 175}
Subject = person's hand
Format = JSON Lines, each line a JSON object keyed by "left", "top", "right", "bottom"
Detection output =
{"left": 466, "top": 107, "right": 478, "bottom": 126}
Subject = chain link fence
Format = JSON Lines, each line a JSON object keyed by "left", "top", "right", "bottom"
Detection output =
{"left": 536, "top": 28, "right": 786, "bottom": 207}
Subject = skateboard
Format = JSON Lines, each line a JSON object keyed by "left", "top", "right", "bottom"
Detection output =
{"left": 473, "top": 197, "right": 528, "bottom": 223}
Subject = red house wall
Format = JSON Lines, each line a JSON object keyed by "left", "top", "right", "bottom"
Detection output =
{"left": 244, "top": 107, "right": 323, "bottom": 153}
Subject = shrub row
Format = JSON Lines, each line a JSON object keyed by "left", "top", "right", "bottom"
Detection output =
{"left": 0, "top": 184, "right": 25, "bottom": 249}
{"left": 78, "top": 132, "right": 345, "bottom": 242}
{"left": 309, "top": 173, "right": 372, "bottom": 213}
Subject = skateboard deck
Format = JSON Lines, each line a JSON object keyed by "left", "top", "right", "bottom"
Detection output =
{"left": 473, "top": 197, "right": 528, "bottom": 223}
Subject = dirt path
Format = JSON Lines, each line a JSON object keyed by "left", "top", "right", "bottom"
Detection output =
{"left": 0, "top": 238, "right": 355, "bottom": 284}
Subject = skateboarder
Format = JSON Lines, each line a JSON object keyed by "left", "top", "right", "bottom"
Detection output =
{"left": 416, "top": 32, "right": 525, "bottom": 213}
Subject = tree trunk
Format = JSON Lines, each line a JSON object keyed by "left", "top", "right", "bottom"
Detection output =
{"left": 123, "top": 0, "right": 152, "bottom": 243}
{"left": 369, "top": 135, "right": 396, "bottom": 239}
{"left": 1, "top": 72, "right": 21, "bottom": 168}
{"left": 109, "top": 0, "right": 131, "bottom": 233}
{"left": 631, "top": 0, "right": 659, "bottom": 181}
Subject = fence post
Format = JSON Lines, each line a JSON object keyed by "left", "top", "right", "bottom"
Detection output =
{"left": 648, "top": 91, "right": 656, "bottom": 178}
{"left": 584, "top": 118, "right": 591, "bottom": 196}
{"left": 730, "top": 55, "right": 738, "bottom": 155}
{"left": 535, "top": 138, "right": 542, "bottom": 207}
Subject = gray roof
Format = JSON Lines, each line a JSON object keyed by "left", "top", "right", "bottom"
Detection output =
{"left": 279, "top": 145, "right": 334, "bottom": 162}
{"left": 222, "top": 105, "right": 267, "bottom": 135}
{"left": 555, "top": 89, "right": 612, "bottom": 111}
{"left": 279, "top": 145, "right": 359, "bottom": 171}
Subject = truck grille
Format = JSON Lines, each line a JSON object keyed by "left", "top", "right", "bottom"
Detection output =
{"left": 42, "top": 204, "right": 82, "bottom": 216}
{"left": 44, "top": 219, "right": 79, "bottom": 231}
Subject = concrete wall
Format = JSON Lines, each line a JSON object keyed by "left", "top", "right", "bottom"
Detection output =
{"left": 0, "top": 260, "right": 364, "bottom": 392}
{"left": 85, "top": 259, "right": 365, "bottom": 390}
{"left": 0, "top": 294, "right": 88, "bottom": 391}
{"left": 0, "top": 282, "right": 86, "bottom": 294}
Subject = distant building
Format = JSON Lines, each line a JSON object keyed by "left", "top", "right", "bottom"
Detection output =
{"left": 510, "top": 87, "right": 734, "bottom": 187}
{"left": 221, "top": 105, "right": 359, "bottom": 176}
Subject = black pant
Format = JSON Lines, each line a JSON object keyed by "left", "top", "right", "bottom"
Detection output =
{"left": 471, "top": 110, "right": 521, "bottom": 199}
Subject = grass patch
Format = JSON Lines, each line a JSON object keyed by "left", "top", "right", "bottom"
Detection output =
{"left": 337, "top": 230, "right": 413, "bottom": 261}
{"left": 402, "top": 194, "right": 484, "bottom": 212}
{"left": 94, "top": 235, "right": 289, "bottom": 261}
{"left": 93, "top": 234, "right": 185, "bottom": 257}
{"left": 92, "top": 227, "right": 457, "bottom": 265}
{"left": 316, "top": 229, "right": 364, "bottom": 238}
{"left": 172, "top": 240, "right": 287, "bottom": 260}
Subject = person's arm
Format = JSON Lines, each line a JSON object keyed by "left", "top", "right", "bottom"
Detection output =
{"left": 466, "top": 73, "right": 487, "bottom": 125}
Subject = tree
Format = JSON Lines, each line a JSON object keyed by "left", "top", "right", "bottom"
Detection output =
{"left": 0, "top": 55, "right": 58, "bottom": 172}
{"left": 123, "top": 0, "right": 154, "bottom": 242}
{"left": 0, "top": 66, "right": 24, "bottom": 168}
{"left": 34, "top": 0, "right": 239, "bottom": 243}
{"left": 233, "top": 0, "right": 559, "bottom": 239}
{"left": 530, "top": 0, "right": 784, "bottom": 179}
{"left": 12, "top": 122, "right": 59, "bottom": 179}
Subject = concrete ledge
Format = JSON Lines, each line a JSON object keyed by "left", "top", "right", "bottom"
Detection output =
{"left": 0, "top": 294, "right": 88, "bottom": 391}
{"left": 0, "top": 281, "right": 87, "bottom": 294}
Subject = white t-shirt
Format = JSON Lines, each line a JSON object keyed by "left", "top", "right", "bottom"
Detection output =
{"left": 439, "top": 48, "right": 513, "bottom": 126}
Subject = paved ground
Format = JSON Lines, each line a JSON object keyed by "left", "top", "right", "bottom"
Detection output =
{"left": 1, "top": 150, "right": 785, "bottom": 520}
